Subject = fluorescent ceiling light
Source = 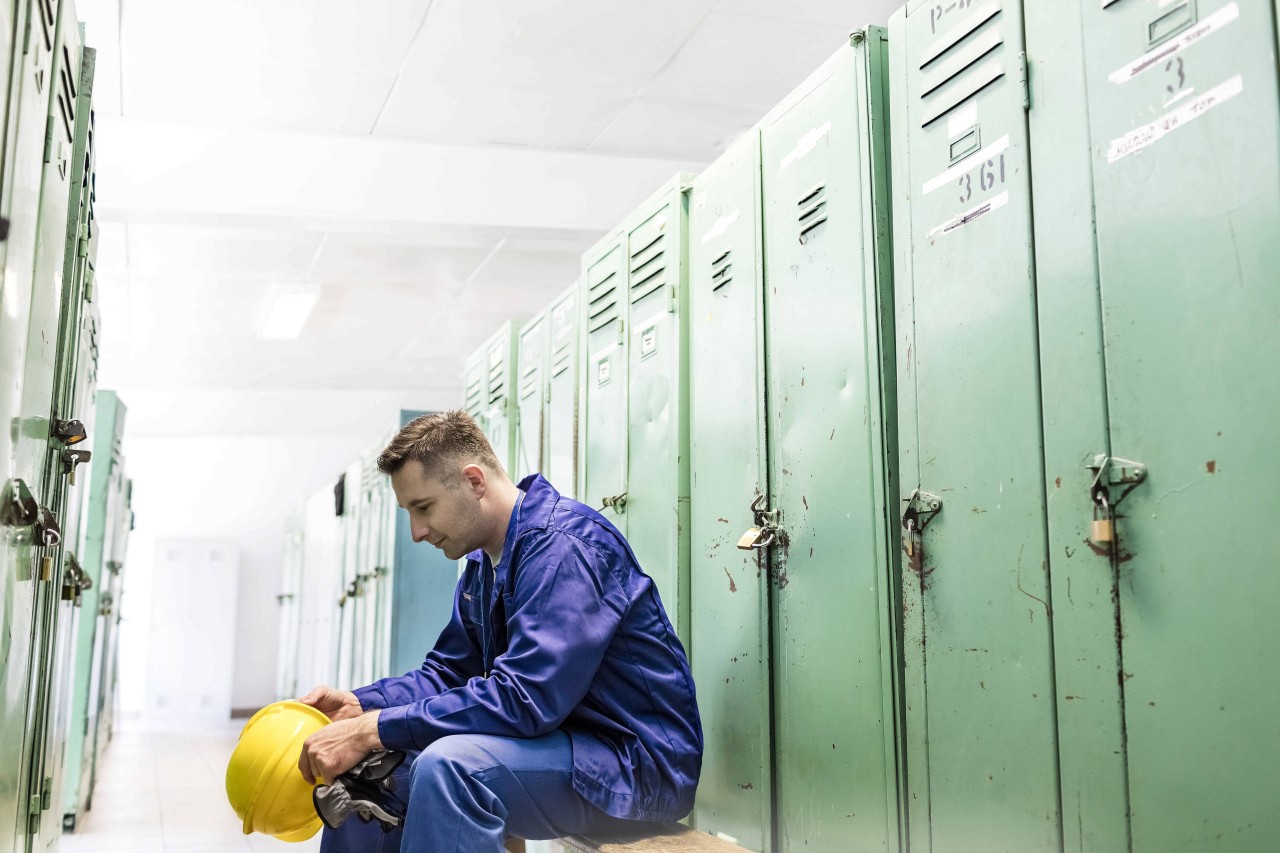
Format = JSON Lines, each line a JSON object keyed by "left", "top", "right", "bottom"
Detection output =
{"left": 258, "top": 284, "right": 321, "bottom": 340}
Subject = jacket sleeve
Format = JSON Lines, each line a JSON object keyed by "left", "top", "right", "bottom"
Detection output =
{"left": 353, "top": 569, "right": 484, "bottom": 711}
{"left": 374, "top": 531, "right": 628, "bottom": 751}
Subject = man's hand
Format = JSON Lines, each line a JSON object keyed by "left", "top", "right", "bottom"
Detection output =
{"left": 298, "top": 685, "right": 364, "bottom": 722}
{"left": 298, "top": 711, "right": 383, "bottom": 785}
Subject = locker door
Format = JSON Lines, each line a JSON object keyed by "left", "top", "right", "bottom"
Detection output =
{"left": 545, "top": 285, "right": 578, "bottom": 499}
{"left": 484, "top": 324, "right": 518, "bottom": 475}
{"left": 687, "top": 133, "right": 773, "bottom": 851}
{"left": 580, "top": 242, "right": 628, "bottom": 535}
{"left": 1075, "top": 1, "right": 1280, "bottom": 848}
{"left": 463, "top": 354, "right": 487, "bottom": 433}
{"left": 889, "top": 3, "right": 1061, "bottom": 850}
{"left": 276, "top": 512, "right": 304, "bottom": 702}
{"left": 624, "top": 182, "right": 690, "bottom": 641}
{"left": 516, "top": 313, "right": 550, "bottom": 483}
{"left": 761, "top": 32, "right": 900, "bottom": 852}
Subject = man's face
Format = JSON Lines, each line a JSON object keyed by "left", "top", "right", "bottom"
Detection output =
{"left": 390, "top": 458, "right": 484, "bottom": 561}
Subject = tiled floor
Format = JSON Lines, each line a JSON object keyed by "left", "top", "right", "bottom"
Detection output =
{"left": 59, "top": 718, "right": 322, "bottom": 853}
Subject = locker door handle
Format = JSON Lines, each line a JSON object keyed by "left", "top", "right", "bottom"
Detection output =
{"left": 1, "top": 479, "right": 39, "bottom": 528}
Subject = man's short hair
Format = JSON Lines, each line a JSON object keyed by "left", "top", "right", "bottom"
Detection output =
{"left": 377, "top": 410, "right": 505, "bottom": 481}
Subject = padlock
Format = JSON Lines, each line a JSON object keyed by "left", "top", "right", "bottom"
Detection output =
{"left": 40, "top": 556, "right": 54, "bottom": 582}
{"left": 1091, "top": 496, "right": 1114, "bottom": 548}
{"left": 737, "top": 527, "right": 763, "bottom": 550}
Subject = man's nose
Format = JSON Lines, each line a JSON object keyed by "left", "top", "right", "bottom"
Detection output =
{"left": 411, "top": 521, "right": 431, "bottom": 543}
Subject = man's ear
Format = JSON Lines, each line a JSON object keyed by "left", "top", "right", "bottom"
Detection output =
{"left": 460, "top": 464, "right": 487, "bottom": 498}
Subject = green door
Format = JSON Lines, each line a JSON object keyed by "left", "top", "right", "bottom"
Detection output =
{"left": 580, "top": 238, "right": 628, "bottom": 534}
{"left": 484, "top": 323, "right": 519, "bottom": 476}
{"left": 687, "top": 133, "right": 772, "bottom": 851}
{"left": 275, "top": 507, "right": 304, "bottom": 701}
{"left": 623, "top": 177, "right": 691, "bottom": 641}
{"left": 516, "top": 312, "right": 550, "bottom": 483}
{"left": 889, "top": 2, "right": 1062, "bottom": 849}
{"left": 760, "top": 32, "right": 901, "bottom": 853}
{"left": 0, "top": 0, "right": 64, "bottom": 842}
{"left": 1072, "top": 1, "right": 1280, "bottom": 848}
{"left": 545, "top": 284, "right": 578, "bottom": 498}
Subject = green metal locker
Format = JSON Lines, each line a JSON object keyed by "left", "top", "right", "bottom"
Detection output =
{"left": 515, "top": 310, "right": 550, "bottom": 483}
{"left": 275, "top": 507, "right": 304, "bottom": 702}
{"left": 483, "top": 322, "right": 520, "bottom": 476}
{"left": 579, "top": 233, "right": 629, "bottom": 535}
{"left": 687, "top": 132, "right": 772, "bottom": 851}
{"left": 297, "top": 483, "right": 345, "bottom": 698}
{"left": 889, "top": 2, "right": 1061, "bottom": 850}
{"left": 0, "top": 0, "right": 71, "bottom": 842}
{"left": 463, "top": 353, "right": 488, "bottom": 434}
{"left": 759, "top": 32, "right": 901, "bottom": 852}
{"left": 545, "top": 284, "right": 578, "bottom": 499}
{"left": 334, "top": 458, "right": 364, "bottom": 690}
{"left": 621, "top": 175, "right": 693, "bottom": 642}
{"left": 61, "top": 391, "right": 124, "bottom": 831}
{"left": 1028, "top": 1, "right": 1280, "bottom": 849}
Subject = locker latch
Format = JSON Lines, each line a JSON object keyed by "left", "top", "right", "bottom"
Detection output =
{"left": 61, "top": 447, "right": 92, "bottom": 486}
{"left": 901, "top": 490, "right": 943, "bottom": 559}
{"left": 737, "top": 494, "right": 782, "bottom": 550}
{"left": 61, "top": 554, "right": 92, "bottom": 604}
{"left": 1087, "top": 455, "right": 1146, "bottom": 552}
{"left": 1, "top": 479, "right": 39, "bottom": 528}
{"left": 600, "top": 492, "right": 628, "bottom": 514}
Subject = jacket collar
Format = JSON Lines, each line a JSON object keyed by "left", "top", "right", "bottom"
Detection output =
{"left": 464, "top": 473, "right": 561, "bottom": 570}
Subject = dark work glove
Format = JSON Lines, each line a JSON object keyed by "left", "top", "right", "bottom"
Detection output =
{"left": 312, "top": 749, "right": 406, "bottom": 832}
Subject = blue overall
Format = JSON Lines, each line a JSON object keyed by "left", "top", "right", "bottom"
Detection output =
{"left": 321, "top": 474, "right": 702, "bottom": 852}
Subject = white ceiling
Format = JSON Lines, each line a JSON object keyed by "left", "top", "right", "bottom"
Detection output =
{"left": 78, "top": 0, "right": 901, "bottom": 437}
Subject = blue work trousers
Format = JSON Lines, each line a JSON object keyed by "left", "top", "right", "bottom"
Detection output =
{"left": 319, "top": 730, "right": 658, "bottom": 852}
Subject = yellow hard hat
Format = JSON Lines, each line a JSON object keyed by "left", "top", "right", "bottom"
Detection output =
{"left": 226, "top": 700, "right": 330, "bottom": 841}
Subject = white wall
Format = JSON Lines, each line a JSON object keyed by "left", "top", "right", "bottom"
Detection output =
{"left": 117, "top": 431, "right": 382, "bottom": 714}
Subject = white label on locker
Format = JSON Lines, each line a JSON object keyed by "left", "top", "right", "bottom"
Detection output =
{"left": 701, "top": 208, "right": 740, "bottom": 245}
{"left": 948, "top": 100, "right": 979, "bottom": 138}
{"left": 1109, "top": 3, "right": 1239, "bottom": 85}
{"left": 640, "top": 326, "right": 657, "bottom": 359}
{"left": 1106, "top": 74, "right": 1243, "bottom": 163}
{"left": 780, "top": 121, "right": 831, "bottom": 170}
{"left": 927, "top": 190, "right": 1010, "bottom": 238}
{"left": 597, "top": 357, "right": 611, "bottom": 387}
{"left": 923, "top": 134, "right": 1009, "bottom": 196}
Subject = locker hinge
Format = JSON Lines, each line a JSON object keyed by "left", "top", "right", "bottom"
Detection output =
{"left": 28, "top": 793, "right": 41, "bottom": 817}
{"left": 668, "top": 283, "right": 677, "bottom": 314}
{"left": 41, "top": 776, "right": 52, "bottom": 810}
{"left": 1018, "top": 51, "right": 1031, "bottom": 110}
{"left": 84, "top": 266, "right": 95, "bottom": 302}
{"left": 43, "top": 115, "right": 55, "bottom": 163}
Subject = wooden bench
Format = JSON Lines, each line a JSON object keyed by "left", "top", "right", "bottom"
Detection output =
{"left": 559, "top": 824, "right": 750, "bottom": 852}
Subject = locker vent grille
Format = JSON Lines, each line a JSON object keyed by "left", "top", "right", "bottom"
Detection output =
{"left": 56, "top": 45, "right": 76, "bottom": 145}
{"left": 629, "top": 231, "right": 667, "bottom": 305}
{"left": 798, "top": 184, "right": 829, "bottom": 243}
{"left": 38, "top": 0, "right": 54, "bottom": 52}
{"left": 711, "top": 249, "right": 733, "bottom": 292}
{"left": 487, "top": 358, "right": 506, "bottom": 405}
{"left": 587, "top": 268, "right": 620, "bottom": 334}
{"left": 519, "top": 358, "right": 540, "bottom": 401}
{"left": 918, "top": 2, "right": 1005, "bottom": 128}
{"left": 550, "top": 341, "right": 572, "bottom": 377}
{"left": 464, "top": 371, "right": 484, "bottom": 414}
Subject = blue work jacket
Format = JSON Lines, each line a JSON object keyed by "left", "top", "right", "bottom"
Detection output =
{"left": 353, "top": 474, "right": 703, "bottom": 822}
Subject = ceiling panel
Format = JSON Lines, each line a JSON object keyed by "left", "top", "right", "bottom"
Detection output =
{"left": 589, "top": 97, "right": 761, "bottom": 159}
{"left": 125, "top": 224, "right": 322, "bottom": 279}
{"left": 642, "top": 11, "right": 854, "bottom": 110}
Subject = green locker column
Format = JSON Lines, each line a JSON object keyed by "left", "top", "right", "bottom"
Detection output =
{"left": 622, "top": 175, "right": 692, "bottom": 641}
{"left": 515, "top": 311, "right": 550, "bottom": 483}
{"left": 61, "top": 391, "right": 123, "bottom": 830}
{"left": 483, "top": 322, "right": 520, "bottom": 475}
{"left": 760, "top": 32, "right": 901, "bottom": 852}
{"left": 579, "top": 234, "right": 628, "bottom": 534}
{"left": 1045, "top": 1, "right": 1279, "bottom": 848}
{"left": 0, "top": 0, "right": 70, "bottom": 844}
{"left": 334, "top": 459, "right": 362, "bottom": 690}
{"left": 1022, "top": 3, "right": 1126, "bottom": 849}
{"left": 687, "top": 133, "right": 772, "bottom": 850}
{"left": 275, "top": 506, "right": 304, "bottom": 702}
{"left": 545, "top": 284, "right": 578, "bottom": 498}
{"left": 889, "top": 3, "right": 1061, "bottom": 850}
{"left": 463, "top": 353, "right": 487, "bottom": 433}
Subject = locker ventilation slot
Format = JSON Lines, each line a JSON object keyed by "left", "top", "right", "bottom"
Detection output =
{"left": 550, "top": 342, "right": 572, "bottom": 378}
{"left": 465, "top": 373, "right": 484, "bottom": 415}
{"left": 798, "top": 184, "right": 829, "bottom": 242}
{"left": 56, "top": 46, "right": 76, "bottom": 144}
{"left": 38, "top": 0, "right": 54, "bottom": 51}
{"left": 488, "top": 359, "right": 506, "bottom": 405}
{"left": 519, "top": 359, "right": 540, "bottom": 401}
{"left": 629, "top": 231, "right": 667, "bottom": 305}
{"left": 710, "top": 249, "right": 733, "bottom": 292}
{"left": 918, "top": 3, "right": 1005, "bottom": 128}
{"left": 587, "top": 268, "right": 620, "bottom": 334}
